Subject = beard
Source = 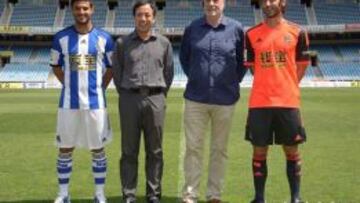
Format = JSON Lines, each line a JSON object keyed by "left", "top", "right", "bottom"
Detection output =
{"left": 75, "top": 16, "right": 90, "bottom": 25}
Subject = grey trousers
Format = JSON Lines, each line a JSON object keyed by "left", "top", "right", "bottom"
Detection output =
{"left": 119, "top": 90, "right": 165, "bottom": 199}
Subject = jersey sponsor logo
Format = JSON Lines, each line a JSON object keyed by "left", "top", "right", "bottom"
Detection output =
{"left": 260, "top": 51, "right": 286, "bottom": 68}
{"left": 69, "top": 54, "right": 97, "bottom": 71}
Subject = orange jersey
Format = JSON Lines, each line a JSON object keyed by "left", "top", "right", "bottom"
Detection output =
{"left": 245, "top": 20, "right": 310, "bottom": 108}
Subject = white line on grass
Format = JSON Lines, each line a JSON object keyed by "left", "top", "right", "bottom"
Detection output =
{"left": 177, "top": 100, "right": 186, "bottom": 200}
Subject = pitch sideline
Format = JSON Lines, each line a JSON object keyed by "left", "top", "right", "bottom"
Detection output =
{"left": 177, "top": 100, "right": 186, "bottom": 200}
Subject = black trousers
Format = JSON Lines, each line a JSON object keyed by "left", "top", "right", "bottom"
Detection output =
{"left": 119, "top": 89, "right": 165, "bottom": 199}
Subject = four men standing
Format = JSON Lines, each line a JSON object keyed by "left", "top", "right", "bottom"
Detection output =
{"left": 51, "top": 0, "right": 308, "bottom": 202}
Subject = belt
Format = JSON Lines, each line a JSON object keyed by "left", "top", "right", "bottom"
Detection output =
{"left": 127, "top": 87, "right": 163, "bottom": 96}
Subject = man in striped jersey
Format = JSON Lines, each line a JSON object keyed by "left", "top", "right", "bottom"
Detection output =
{"left": 50, "top": 0, "right": 113, "bottom": 203}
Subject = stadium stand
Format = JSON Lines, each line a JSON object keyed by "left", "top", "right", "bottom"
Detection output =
{"left": 314, "top": 0, "right": 360, "bottom": 25}
{"left": 164, "top": 0, "right": 203, "bottom": 28}
{"left": 241, "top": 71, "right": 253, "bottom": 83}
{"left": 224, "top": 0, "right": 254, "bottom": 27}
{"left": 114, "top": 2, "right": 133, "bottom": 28}
{"left": 320, "top": 63, "right": 360, "bottom": 81}
{"left": 303, "top": 65, "right": 318, "bottom": 81}
{"left": 338, "top": 45, "right": 360, "bottom": 62}
{"left": 284, "top": 0, "right": 307, "bottom": 25}
{"left": 34, "top": 47, "right": 51, "bottom": 63}
{"left": 173, "top": 46, "right": 187, "bottom": 81}
{"left": 10, "top": 46, "right": 33, "bottom": 63}
{"left": 164, "top": 0, "right": 254, "bottom": 27}
{"left": 0, "top": 0, "right": 359, "bottom": 85}
{"left": 0, "top": 63, "right": 50, "bottom": 82}
{"left": 0, "top": 0, "right": 5, "bottom": 18}
{"left": 311, "top": 45, "right": 340, "bottom": 62}
{"left": 10, "top": 0, "right": 56, "bottom": 27}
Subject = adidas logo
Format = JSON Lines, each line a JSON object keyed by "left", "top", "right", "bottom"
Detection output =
{"left": 255, "top": 38, "right": 263, "bottom": 43}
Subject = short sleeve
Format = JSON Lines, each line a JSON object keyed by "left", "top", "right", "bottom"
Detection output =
{"left": 50, "top": 34, "right": 63, "bottom": 67}
{"left": 244, "top": 32, "right": 254, "bottom": 67}
{"left": 104, "top": 34, "right": 114, "bottom": 68}
{"left": 296, "top": 29, "right": 310, "bottom": 64}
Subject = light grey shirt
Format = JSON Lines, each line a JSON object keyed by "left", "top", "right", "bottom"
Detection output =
{"left": 112, "top": 31, "right": 174, "bottom": 93}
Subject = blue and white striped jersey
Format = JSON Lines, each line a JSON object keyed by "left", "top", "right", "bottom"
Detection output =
{"left": 50, "top": 26, "right": 113, "bottom": 109}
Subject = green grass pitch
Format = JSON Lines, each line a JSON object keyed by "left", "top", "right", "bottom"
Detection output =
{"left": 0, "top": 88, "right": 359, "bottom": 203}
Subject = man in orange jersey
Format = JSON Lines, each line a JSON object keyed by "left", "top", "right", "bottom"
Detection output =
{"left": 244, "top": 0, "right": 310, "bottom": 203}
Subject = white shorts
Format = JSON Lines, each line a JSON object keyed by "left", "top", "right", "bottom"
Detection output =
{"left": 56, "top": 109, "right": 112, "bottom": 149}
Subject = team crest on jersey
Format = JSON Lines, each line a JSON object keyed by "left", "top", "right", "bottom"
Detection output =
{"left": 70, "top": 54, "right": 97, "bottom": 71}
{"left": 284, "top": 35, "right": 292, "bottom": 44}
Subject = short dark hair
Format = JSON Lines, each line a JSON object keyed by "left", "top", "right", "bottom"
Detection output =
{"left": 71, "top": 0, "right": 93, "bottom": 7}
{"left": 132, "top": 0, "right": 157, "bottom": 17}
{"left": 259, "top": 0, "right": 287, "bottom": 13}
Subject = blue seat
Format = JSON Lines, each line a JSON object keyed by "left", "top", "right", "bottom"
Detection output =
{"left": 10, "top": 1, "right": 56, "bottom": 26}
{"left": 0, "top": 63, "right": 50, "bottom": 82}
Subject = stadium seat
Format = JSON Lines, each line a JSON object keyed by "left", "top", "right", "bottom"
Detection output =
{"left": 320, "top": 62, "right": 360, "bottom": 81}
{"left": 284, "top": 1, "right": 307, "bottom": 25}
{"left": 10, "top": 1, "right": 56, "bottom": 27}
{"left": 314, "top": 1, "right": 360, "bottom": 25}
{"left": 0, "top": 63, "right": 50, "bottom": 82}
{"left": 114, "top": 4, "right": 134, "bottom": 28}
